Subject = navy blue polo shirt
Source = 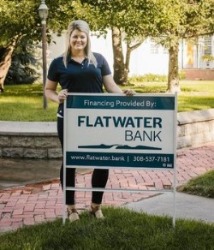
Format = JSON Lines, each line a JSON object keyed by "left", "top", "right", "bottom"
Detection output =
{"left": 47, "top": 52, "right": 111, "bottom": 117}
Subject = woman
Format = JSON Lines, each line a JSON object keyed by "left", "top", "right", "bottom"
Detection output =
{"left": 45, "top": 20, "right": 134, "bottom": 222}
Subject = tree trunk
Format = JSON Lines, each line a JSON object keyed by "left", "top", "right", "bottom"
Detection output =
{"left": 124, "top": 41, "right": 143, "bottom": 83}
{"left": 0, "top": 35, "right": 21, "bottom": 92}
{"left": 124, "top": 45, "right": 131, "bottom": 84}
{"left": 167, "top": 41, "right": 180, "bottom": 93}
{"left": 111, "top": 27, "right": 126, "bottom": 85}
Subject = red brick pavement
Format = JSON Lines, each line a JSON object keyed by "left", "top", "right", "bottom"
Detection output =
{"left": 0, "top": 143, "right": 213, "bottom": 233}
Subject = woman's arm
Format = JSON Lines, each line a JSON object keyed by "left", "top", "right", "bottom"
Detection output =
{"left": 103, "top": 75, "right": 123, "bottom": 94}
{"left": 103, "top": 75, "right": 135, "bottom": 95}
{"left": 45, "top": 79, "right": 68, "bottom": 104}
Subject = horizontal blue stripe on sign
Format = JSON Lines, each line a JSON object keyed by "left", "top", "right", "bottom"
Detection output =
{"left": 66, "top": 95, "right": 175, "bottom": 110}
{"left": 66, "top": 152, "right": 174, "bottom": 169}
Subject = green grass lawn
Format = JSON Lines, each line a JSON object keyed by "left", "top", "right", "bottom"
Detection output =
{"left": 129, "top": 80, "right": 214, "bottom": 112}
{"left": 0, "top": 84, "right": 58, "bottom": 121}
{"left": 0, "top": 207, "right": 213, "bottom": 250}
{"left": 0, "top": 80, "right": 213, "bottom": 121}
{"left": 178, "top": 170, "right": 214, "bottom": 198}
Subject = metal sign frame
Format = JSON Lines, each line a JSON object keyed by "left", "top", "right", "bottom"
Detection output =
{"left": 63, "top": 93, "right": 177, "bottom": 226}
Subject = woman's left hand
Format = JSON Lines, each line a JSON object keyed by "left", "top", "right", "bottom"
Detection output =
{"left": 123, "top": 89, "right": 136, "bottom": 96}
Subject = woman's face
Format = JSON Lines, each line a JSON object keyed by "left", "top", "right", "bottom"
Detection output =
{"left": 70, "top": 29, "right": 87, "bottom": 53}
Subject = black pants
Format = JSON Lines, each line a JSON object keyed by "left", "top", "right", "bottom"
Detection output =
{"left": 57, "top": 117, "right": 109, "bottom": 205}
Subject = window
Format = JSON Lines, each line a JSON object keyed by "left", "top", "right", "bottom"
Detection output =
{"left": 203, "top": 36, "right": 212, "bottom": 55}
{"left": 150, "top": 42, "right": 159, "bottom": 54}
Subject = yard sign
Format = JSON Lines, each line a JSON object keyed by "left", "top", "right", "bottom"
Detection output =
{"left": 64, "top": 93, "right": 177, "bottom": 169}
{"left": 63, "top": 93, "right": 177, "bottom": 226}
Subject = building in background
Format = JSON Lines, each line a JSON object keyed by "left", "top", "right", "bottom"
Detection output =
{"left": 48, "top": 32, "right": 214, "bottom": 80}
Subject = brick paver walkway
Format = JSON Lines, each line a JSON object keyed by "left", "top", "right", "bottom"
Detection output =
{"left": 0, "top": 143, "right": 213, "bottom": 233}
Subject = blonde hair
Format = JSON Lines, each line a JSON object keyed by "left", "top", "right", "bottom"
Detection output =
{"left": 63, "top": 20, "right": 97, "bottom": 67}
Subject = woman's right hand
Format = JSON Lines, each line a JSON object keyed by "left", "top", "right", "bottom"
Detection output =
{"left": 58, "top": 89, "right": 68, "bottom": 103}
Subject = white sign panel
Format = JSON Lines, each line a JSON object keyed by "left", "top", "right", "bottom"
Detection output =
{"left": 64, "top": 94, "right": 177, "bottom": 169}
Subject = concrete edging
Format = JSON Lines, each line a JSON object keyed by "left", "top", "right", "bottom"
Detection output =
{"left": 0, "top": 109, "right": 214, "bottom": 159}
{"left": 177, "top": 109, "right": 214, "bottom": 148}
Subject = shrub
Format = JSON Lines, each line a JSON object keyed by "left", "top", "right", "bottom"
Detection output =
{"left": 130, "top": 74, "right": 167, "bottom": 82}
{"left": 5, "top": 43, "right": 41, "bottom": 85}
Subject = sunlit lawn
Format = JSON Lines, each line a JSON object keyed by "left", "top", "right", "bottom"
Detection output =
{"left": 0, "top": 84, "right": 58, "bottom": 121}
{"left": 129, "top": 80, "right": 214, "bottom": 112}
{"left": 178, "top": 81, "right": 214, "bottom": 111}
{"left": 0, "top": 80, "right": 213, "bottom": 121}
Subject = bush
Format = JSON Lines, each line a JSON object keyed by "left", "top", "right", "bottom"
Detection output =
{"left": 5, "top": 43, "right": 41, "bottom": 85}
{"left": 179, "top": 70, "right": 186, "bottom": 80}
{"left": 130, "top": 74, "right": 167, "bottom": 82}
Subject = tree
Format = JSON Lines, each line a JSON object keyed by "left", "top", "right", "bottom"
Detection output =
{"left": 0, "top": 0, "right": 38, "bottom": 91}
{"left": 0, "top": 0, "right": 74, "bottom": 92}
{"left": 5, "top": 42, "right": 41, "bottom": 85}
{"left": 1, "top": 0, "right": 213, "bottom": 93}
{"left": 75, "top": 0, "right": 158, "bottom": 85}
{"left": 78, "top": 0, "right": 214, "bottom": 91}
{"left": 0, "top": 35, "right": 22, "bottom": 92}
{"left": 153, "top": 0, "right": 214, "bottom": 92}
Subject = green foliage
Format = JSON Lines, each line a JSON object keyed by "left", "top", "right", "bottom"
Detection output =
{"left": 178, "top": 70, "right": 186, "bottom": 80}
{"left": 0, "top": 0, "right": 75, "bottom": 46}
{"left": 5, "top": 43, "right": 41, "bottom": 85}
{"left": 153, "top": 0, "right": 214, "bottom": 48}
{"left": 128, "top": 71, "right": 199, "bottom": 86}
{"left": 0, "top": 0, "right": 77, "bottom": 87}
{"left": 202, "top": 54, "right": 214, "bottom": 62}
{"left": 0, "top": 0, "right": 40, "bottom": 46}
{"left": 0, "top": 207, "right": 214, "bottom": 250}
{"left": 76, "top": 0, "right": 161, "bottom": 37}
{"left": 79, "top": 0, "right": 214, "bottom": 52}
{"left": 1, "top": 0, "right": 213, "bottom": 88}
{"left": 130, "top": 74, "right": 168, "bottom": 82}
